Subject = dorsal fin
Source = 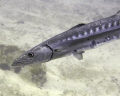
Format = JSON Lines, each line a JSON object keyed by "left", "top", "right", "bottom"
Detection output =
{"left": 116, "top": 10, "right": 120, "bottom": 16}
{"left": 70, "top": 23, "right": 85, "bottom": 30}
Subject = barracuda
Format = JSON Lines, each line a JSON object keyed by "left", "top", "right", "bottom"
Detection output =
{"left": 12, "top": 10, "right": 120, "bottom": 66}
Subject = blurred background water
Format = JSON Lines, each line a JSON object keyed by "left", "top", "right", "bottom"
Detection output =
{"left": 0, "top": 0, "right": 120, "bottom": 96}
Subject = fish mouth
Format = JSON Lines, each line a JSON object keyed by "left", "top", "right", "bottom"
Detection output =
{"left": 12, "top": 60, "right": 33, "bottom": 66}
{"left": 12, "top": 62, "right": 22, "bottom": 66}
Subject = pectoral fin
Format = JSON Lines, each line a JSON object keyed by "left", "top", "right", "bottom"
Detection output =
{"left": 73, "top": 51, "right": 84, "bottom": 60}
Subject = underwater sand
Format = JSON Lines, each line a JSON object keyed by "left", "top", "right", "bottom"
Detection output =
{"left": 0, "top": 0, "right": 120, "bottom": 96}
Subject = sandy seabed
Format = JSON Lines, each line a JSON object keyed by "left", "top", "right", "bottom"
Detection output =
{"left": 0, "top": 0, "right": 120, "bottom": 96}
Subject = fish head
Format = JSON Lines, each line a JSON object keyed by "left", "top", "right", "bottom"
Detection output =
{"left": 12, "top": 45, "right": 53, "bottom": 66}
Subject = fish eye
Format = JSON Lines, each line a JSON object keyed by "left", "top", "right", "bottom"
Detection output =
{"left": 28, "top": 52, "right": 34, "bottom": 57}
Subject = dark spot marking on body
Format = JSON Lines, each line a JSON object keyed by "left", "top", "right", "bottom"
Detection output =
{"left": 0, "top": 63, "right": 10, "bottom": 70}
{"left": 92, "top": 28, "right": 96, "bottom": 33}
{"left": 74, "top": 50, "right": 77, "bottom": 52}
{"left": 111, "top": 22, "right": 114, "bottom": 27}
{"left": 118, "top": 21, "right": 120, "bottom": 26}
{"left": 104, "top": 23, "right": 108, "bottom": 29}
{"left": 114, "top": 21, "right": 118, "bottom": 26}
{"left": 87, "top": 38, "right": 90, "bottom": 40}
{"left": 86, "top": 29, "right": 89, "bottom": 34}
{"left": 92, "top": 40, "right": 96, "bottom": 46}
{"left": 90, "top": 40, "right": 96, "bottom": 48}
{"left": 99, "top": 26, "right": 102, "bottom": 30}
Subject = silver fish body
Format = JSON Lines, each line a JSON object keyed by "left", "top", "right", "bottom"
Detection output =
{"left": 12, "top": 10, "right": 120, "bottom": 66}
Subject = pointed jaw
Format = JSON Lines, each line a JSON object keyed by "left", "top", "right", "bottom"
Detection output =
{"left": 12, "top": 61, "right": 24, "bottom": 66}
{"left": 12, "top": 58, "right": 34, "bottom": 66}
